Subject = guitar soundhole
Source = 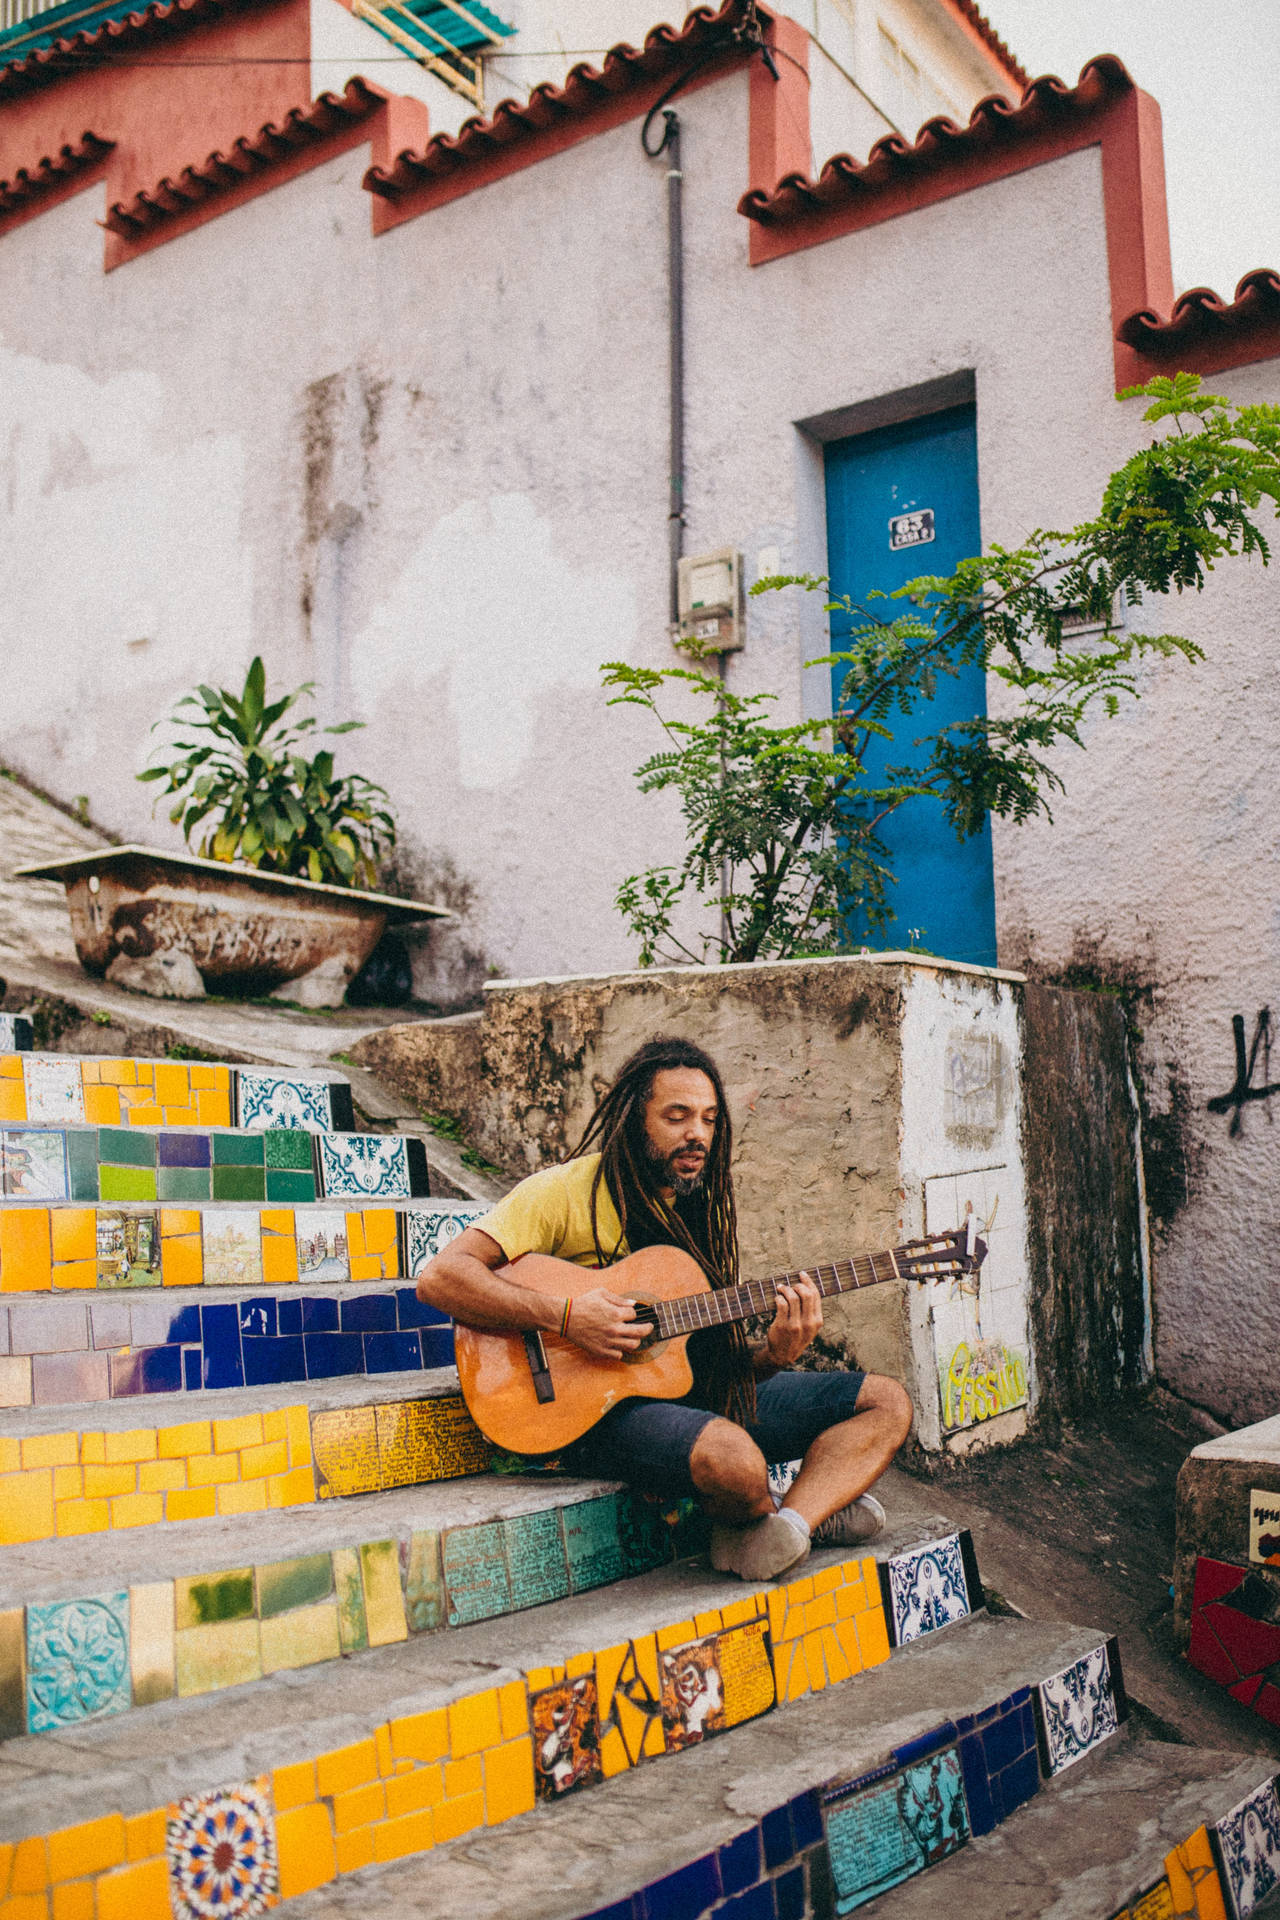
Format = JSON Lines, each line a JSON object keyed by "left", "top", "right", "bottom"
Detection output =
{"left": 627, "top": 1303, "right": 660, "bottom": 1356}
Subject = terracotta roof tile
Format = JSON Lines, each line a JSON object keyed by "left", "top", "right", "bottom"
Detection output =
{"left": 1117, "top": 268, "right": 1280, "bottom": 353}
{"left": 363, "top": 0, "right": 743, "bottom": 201}
{"left": 942, "top": 0, "right": 1028, "bottom": 90}
{"left": 0, "top": 0, "right": 270, "bottom": 100}
{"left": 101, "top": 77, "right": 381, "bottom": 234}
{"left": 0, "top": 128, "right": 112, "bottom": 217}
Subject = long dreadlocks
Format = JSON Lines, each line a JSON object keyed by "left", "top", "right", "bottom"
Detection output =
{"left": 570, "top": 1036, "right": 755, "bottom": 1425}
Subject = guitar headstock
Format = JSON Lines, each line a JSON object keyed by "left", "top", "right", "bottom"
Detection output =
{"left": 895, "top": 1226, "right": 987, "bottom": 1282}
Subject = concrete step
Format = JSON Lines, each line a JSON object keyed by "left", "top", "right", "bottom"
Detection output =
{"left": 0, "top": 1609, "right": 1139, "bottom": 1920}
{"left": 0, "top": 1052, "right": 352, "bottom": 1132}
{"left": 0, "top": 1120, "right": 432, "bottom": 1207}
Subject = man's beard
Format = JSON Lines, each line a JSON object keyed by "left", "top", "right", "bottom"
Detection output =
{"left": 642, "top": 1137, "right": 708, "bottom": 1198}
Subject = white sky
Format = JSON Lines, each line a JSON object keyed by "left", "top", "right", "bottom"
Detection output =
{"left": 980, "top": 0, "right": 1279, "bottom": 298}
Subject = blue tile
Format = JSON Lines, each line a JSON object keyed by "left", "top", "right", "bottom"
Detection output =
{"left": 183, "top": 1348, "right": 202, "bottom": 1391}
{"left": 239, "top": 1297, "right": 278, "bottom": 1339}
{"left": 1017, "top": 1701, "right": 1037, "bottom": 1748}
{"left": 641, "top": 1855, "right": 720, "bottom": 1920}
{"left": 304, "top": 1331, "right": 365, "bottom": 1379}
{"left": 395, "top": 1286, "right": 449, "bottom": 1329}
{"left": 718, "top": 1830, "right": 761, "bottom": 1898}
{"left": 130, "top": 1300, "right": 200, "bottom": 1348}
{"left": 341, "top": 1293, "right": 397, "bottom": 1333}
{"left": 981, "top": 1709, "right": 1024, "bottom": 1775}
{"left": 157, "top": 1132, "right": 212, "bottom": 1168}
{"left": 717, "top": 1887, "right": 773, "bottom": 1920}
{"left": 110, "top": 1345, "right": 183, "bottom": 1397}
{"left": 774, "top": 1866, "right": 804, "bottom": 1920}
{"left": 199, "top": 1302, "right": 244, "bottom": 1389}
{"left": 787, "top": 1790, "right": 822, "bottom": 1854}
{"left": 300, "top": 1295, "right": 339, "bottom": 1334}
{"left": 892, "top": 1721, "right": 957, "bottom": 1769}
{"left": 420, "top": 1327, "right": 456, "bottom": 1369}
{"left": 277, "top": 1298, "right": 303, "bottom": 1337}
{"left": 958, "top": 1734, "right": 996, "bottom": 1836}
{"left": 364, "top": 1331, "right": 423, "bottom": 1374}
{"left": 243, "top": 1337, "right": 307, "bottom": 1387}
{"left": 760, "top": 1807, "right": 794, "bottom": 1873}
{"left": 955, "top": 1711, "right": 976, "bottom": 1735}
{"left": 579, "top": 1904, "right": 637, "bottom": 1920}
{"left": 997, "top": 1747, "right": 1040, "bottom": 1818}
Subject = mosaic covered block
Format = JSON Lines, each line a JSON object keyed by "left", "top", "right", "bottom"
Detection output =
{"left": 1187, "top": 1556, "right": 1280, "bottom": 1729}
{"left": 822, "top": 1743, "right": 969, "bottom": 1911}
{"left": 658, "top": 1617, "right": 775, "bottom": 1750}
{"left": 1215, "top": 1779, "right": 1280, "bottom": 1920}
{"left": 954, "top": 1685, "right": 1040, "bottom": 1835}
{"left": 166, "top": 1775, "right": 280, "bottom": 1920}
{"left": 1033, "top": 1636, "right": 1126, "bottom": 1777}
{"left": 881, "top": 1529, "right": 983, "bottom": 1647}
{"left": 236, "top": 1071, "right": 333, "bottom": 1132}
{"left": 318, "top": 1133, "right": 409, "bottom": 1199}
{"left": 25, "top": 1590, "right": 131, "bottom": 1732}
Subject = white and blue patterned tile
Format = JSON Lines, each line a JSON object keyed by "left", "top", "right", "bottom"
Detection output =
{"left": 405, "top": 1206, "right": 486, "bottom": 1276}
{"left": 166, "top": 1774, "right": 279, "bottom": 1920}
{"left": 25, "top": 1591, "right": 131, "bottom": 1732}
{"left": 236, "top": 1071, "right": 331, "bottom": 1132}
{"left": 1035, "top": 1642, "right": 1119, "bottom": 1777}
{"left": 1216, "top": 1778, "right": 1280, "bottom": 1920}
{"left": 22, "top": 1056, "right": 85, "bottom": 1124}
{"left": 318, "top": 1132, "right": 410, "bottom": 1200}
{"left": 0, "top": 1013, "right": 32, "bottom": 1051}
{"left": 887, "top": 1532, "right": 971, "bottom": 1646}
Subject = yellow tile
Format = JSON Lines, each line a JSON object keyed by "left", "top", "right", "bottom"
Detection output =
{"left": 1165, "top": 1826, "right": 1227, "bottom": 1920}
{"left": 165, "top": 1487, "right": 216, "bottom": 1523}
{"left": 693, "top": 1610, "right": 723, "bottom": 1636}
{"left": 262, "top": 1409, "right": 288, "bottom": 1444}
{"left": 134, "top": 1063, "right": 154, "bottom": 1084}
{"left": 835, "top": 1584, "right": 865, "bottom": 1620}
{"left": 331, "top": 1782, "right": 385, "bottom": 1834}
{"left": 333, "top": 1827, "right": 374, "bottom": 1874}
{"left": 214, "top": 1413, "right": 262, "bottom": 1454}
{"left": 0, "top": 1081, "right": 26, "bottom": 1122}
{"left": 22, "top": 1433, "right": 77, "bottom": 1471}
{"left": 128, "top": 1584, "right": 175, "bottom": 1709}
{"left": 805, "top": 1594, "right": 837, "bottom": 1631}
{"left": 641, "top": 1714, "right": 666, "bottom": 1758}
{"left": 50, "top": 1261, "right": 95, "bottom": 1293}
{"left": 195, "top": 1092, "right": 231, "bottom": 1127}
{"left": 721, "top": 1597, "right": 764, "bottom": 1628}
{"left": 260, "top": 1603, "right": 340, "bottom": 1673}
{"left": 126, "top": 1105, "right": 164, "bottom": 1128}
{"left": 443, "top": 1755, "right": 482, "bottom": 1798}
{"left": 83, "top": 1464, "right": 136, "bottom": 1499}
{"left": 802, "top": 1631, "right": 827, "bottom": 1692}
{"left": 0, "top": 1051, "right": 23, "bottom": 1076}
{"left": 47, "top": 1815, "right": 124, "bottom": 1884}
{"left": 267, "top": 1467, "right": 314, "bottom": 1508}
{"left": 785, "top": 1574, "right": 814, "bottom": 1605}
{"left": 81, "top": 1087, "right": 120, "bottom": 1126}
{"left": 597, "top": 1727, "right": 630, "bottom": 1782}
{"left": 498, "top": 1680, "right": 529, "bottom": 1740}
{"left": 1, "top": 1210, "right": 51, "bottom": 1292}
{"left": 347, "top": 1257, "right": 381, "bottom": 1283}
{"left": 285, "top": 1404, "right": 311, "bottom": 1463}
{"left": 101, "top": 1061, "right": 136, "bottom": 1087}
{"left": 855, "top": 1602, "right": 891, "bottom": 1669}
{"left": 174, "top": 1618, "right": 261, "bottom": 1697}
{"left": 216, "top": 1480, "right": 267, "bottom": 1517}
{"left": 275, "top": 1803, "right": 336, "bottom": 1902}
{"left": 0, "top": 1890, "right": 48, "bottom": 1919}
{"left": 0, "top": 1469, "right": 54, "bottom": 1544}
{"left": 54, "top": 1499, "right": 109, "bottom": 1538}
{"left": 11, "top": 1836, "right": 48, "bottom": 1893}
{"left": 51, "top": 1882, "right": 93, "bottom": 1920}
{"left": 820, "top": 1626, "right": 851, "bottom": 1685}
{"left": 375, "top": 1724, "right": 394, "bottom": 1779}
{"left": 239, "top": 1440, "right": 287, "bottom": 1481}
{"left": 833, "top": 1618, "right": 864, "bottom": 1677}
{"left": 187, "top": 1453, "right": 237, "bottom": 1488}
{"left": 137, "top": 1460, "right": 185, "bottom": 1494}
{"left": 434, "top": 1793, "right": 484, "bottom": 1846}
{"left": 766, "top": 1587, "right": 787, "bottom": 1639}
{"left": 812, "top": 1564, "right": 843, "bottom": 1596}
{"left": 162, "top": 1106, "right": 200, "bottom": 1129}
{"left": 316, "top": 1739, "right": 379, "bottom": 1798}
{"left": 152, "top": 1064, "right": 188, "bottom": 1107}
{"left": 362, "top": 1209, "right": 397, "bottom": 1255}
{"left": 104, "top": 1430, "right": 156, "bottom": 1466}
{"left": 110, "top": 1492, "right": 163, "bottom": 1530}
{"left": 656, "top": 1618, "right": 696, "bottom": 1652}
{"left": 159, "top": 1213, "right": 202, "bottom": 1240}
{"left": 80, "top": 1433, "right": 105, "bottom": 1465}
{"left": 122, "top": 1812, "right": 165, "bottom": 1867}
{"left": 260, "top": 1236, "right": 297, "bottom": 1289}
{"left": 0, "top": 1438, "right": 18, "bottom": 1475}
{"left": 158, "top": 1419, "right": 209, "bottom": 1460}
{"left": 94, "top": 1858, "right": 168, "bottom": 1920}
{"left": 260, "top": 1211, "right": 295, "bottom": 1237}
{"left": 632, "top": 1631, "right": 660, "bottom": 1698}
{"left": 49, "top": 1212, "right": 95, "bottom": 1265}
{"left": 51, "top": 1467, "right": 81, "bottom": 1500}
{"left": 160, "top": 1237, "right": 202, "bottom": 1289}
{"left": 271, "top": 1761, "right": 316, "bottom": 1813}
{"left": 188, "top": 1065, "right": 217, "bottom": 1090}
{"left": 391, "top": 1709, "right": 448, "bottom": 1766}
{"left": 373, "top": 1809, "right": 435, "bottom": 1865}
{"left": 785, "top": 1644, "right": 809, "bottom": 1703}
{"left": 360, "top": 1540, "right": 408, "bottom": 1647}
{"left": 385, "top": 1765, "right": 442, "bottom": 1819}
{"left": 449, "top": 1689, "right": 502, "bottom": 1758}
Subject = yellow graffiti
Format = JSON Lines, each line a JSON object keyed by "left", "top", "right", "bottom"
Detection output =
{"left": 943, "top": 1342, "right": 1028, "bottom": 1430}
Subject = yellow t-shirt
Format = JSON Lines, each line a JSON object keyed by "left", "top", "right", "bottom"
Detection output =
{"left": 475, "top": 1154, "right": 628, "bottom": 1269}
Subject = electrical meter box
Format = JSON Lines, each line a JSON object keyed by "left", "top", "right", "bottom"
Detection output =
{"left": 676, "top": 547, "right": 743, "bottom": 652}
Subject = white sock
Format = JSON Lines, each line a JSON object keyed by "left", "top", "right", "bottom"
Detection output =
{"left": 777, "top": 1506, "right": 810, "bottom": 1542}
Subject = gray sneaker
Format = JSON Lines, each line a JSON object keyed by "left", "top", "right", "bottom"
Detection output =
{"left": 811, "top": 1493, "right": 886, "bottom": 1549}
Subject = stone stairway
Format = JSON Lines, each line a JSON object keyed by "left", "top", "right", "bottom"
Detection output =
{"left": 1, "top": 1042, "right": 1278, "bottom": 1920}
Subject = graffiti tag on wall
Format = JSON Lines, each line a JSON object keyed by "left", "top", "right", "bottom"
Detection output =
{"left": 1207, "top": 1009, "right": 1280, "bottom": 1136}
{"left": 941, "top": 1340, "right": 1028, "bottom": 1431}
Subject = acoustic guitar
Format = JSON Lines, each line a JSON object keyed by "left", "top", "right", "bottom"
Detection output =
{"left": 453, "top": 1226, "right": 985, "bottom": 1453}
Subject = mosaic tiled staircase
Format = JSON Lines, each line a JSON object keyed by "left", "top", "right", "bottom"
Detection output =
{"left": 1, "top": 1045, "right": 1268, "bottom": 1920}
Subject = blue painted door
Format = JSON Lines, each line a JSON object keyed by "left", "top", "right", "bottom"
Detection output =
{"left": 824, "top": 404, "right": 997, "bottom": 966}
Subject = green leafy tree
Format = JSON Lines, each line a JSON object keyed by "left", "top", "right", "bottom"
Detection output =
{"left": 605, "top": 375, "right": 1280, "bottom": 966}
{"left": 140, "top": 656, "right": 395, "bottom": 887}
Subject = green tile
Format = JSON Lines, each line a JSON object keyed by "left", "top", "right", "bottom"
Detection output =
{"left": 212, "top": 1133, "right": 264, "bottom": 1167}
{"left": 158, "top": 1166, "right": 212, "bottom": 1201}
{"left": 256, "top": 1553, "right": 333, "bottom": 1620}
{"left": 175, "top": 1568, "right": 255, "bottom": 1630}
{"left": 99, "top": 1165, "right": 158, "bottom": 1203}
{"left": 332, "top": 1547, "right": 367, "bottom": 1653}
{"left": 265, "top": 1170, "right": 315, "bottom": 1204}
{"left": 212, "top": 1166, "right": 265, "bottom": 1202}
{"left": 401, "top": 1529, "right": 445, "bottom": 1634}
{"left": 66, "top": 1130, "right": 100, "bottom": 1202}
{"left": 98, "top": 1127, "right": 156, "bottom": 1170}
{"left": 264, "top": 1129, "right": 314, "bottom": 1172}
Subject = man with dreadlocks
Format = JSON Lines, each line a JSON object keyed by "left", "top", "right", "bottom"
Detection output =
{"left": 417, "top": 1037, "right": 913, "bottom": 1581}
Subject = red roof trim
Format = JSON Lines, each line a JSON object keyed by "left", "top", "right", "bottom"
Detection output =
{"left": 938, "top": 0, "right": 1028, "bottom": 91}
{"left": 0, "top": 128, "right": 112, "bottom": 226}
{"left": 0, "top": 0, "right": 273, "bottom": 100}
{"left": 1117, "top": 267, "right": 1280, "bottom": 373}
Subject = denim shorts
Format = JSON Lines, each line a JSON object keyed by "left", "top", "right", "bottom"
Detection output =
{"left": 558, "top": 1367, "right": 868, "bottom": 1497}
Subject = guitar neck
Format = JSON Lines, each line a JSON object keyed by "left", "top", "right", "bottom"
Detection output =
{"left": 651, "top": 1249, "right": 902, "bottom": 1341}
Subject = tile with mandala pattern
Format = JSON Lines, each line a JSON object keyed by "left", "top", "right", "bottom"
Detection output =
{"left": 25, "top": 1591, "right": 131, "bottom": 1732}
{"left": 885, "top": 1533, "right": 972, "bottom": 1646}
{"left": 23, "top": 1055, "right": 85, "bottom": 1123}
{"left": 1034, "top": 1641, "right": 1120, "bottom": 1777}
{"left": 236, "top": 1071, "right": 332, "bottom": 1131}
{"left": 166, "top": 1774, "right": 280, "bottom": 1920}
{"left": 405, "top": 1206, "right": 486, "bottom": 1276}
{"left": 318, "top": 1132, "right": 410, "bottom": 1199}
{"left": 1215, "top": 1778, "right": 1280, "bottom": 1920}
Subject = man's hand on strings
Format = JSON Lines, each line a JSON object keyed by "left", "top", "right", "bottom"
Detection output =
{"left": 763, "top": 1272, "right": 823, "bottom": 1368}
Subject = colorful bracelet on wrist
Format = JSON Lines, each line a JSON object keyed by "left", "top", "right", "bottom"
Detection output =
{"left": 560, "top": 1296, "right": 573, "bottom": 1337}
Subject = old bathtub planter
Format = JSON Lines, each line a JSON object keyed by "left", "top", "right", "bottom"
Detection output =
{"left": 15, "top": 845, "right": 451, "bottom": 1007}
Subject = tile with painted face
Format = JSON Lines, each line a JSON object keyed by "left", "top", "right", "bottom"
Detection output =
{"left": 1, "top": 1129, "right": 68, "bottom": 1199}
{"left": 531, "top": 1674, "right": 601, "bottom": 1799}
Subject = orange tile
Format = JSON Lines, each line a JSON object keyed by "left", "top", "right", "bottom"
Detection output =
{"left": 833, "top": 1618, "right": 864, "bottom": 1677}
{"left": 122, "top": 1813, "right": 164, "bottom": 1866}
{"left": 598, "top": 1726, "right": 630, "bottom": 1780}
{"left": 83, "top": 1465, "right": 135, "bottom": 1499}
{"left": 1, "top": 1210, "right": 51, "bottom": 1293}
{"left": 811, "top": 1564, "right": 843, "bottom": 1596}
{"left": 239, "top": 1440, "right": 287, "bottom": 1480}
{"left": 262, "top": 1409, "right": 288, "bottom": 1444}
{"left": 55, "top": 1499, "right": 110, "bottom": 1538}
{"left": 10, "top": 1839, "right": 48, "bottom": 1894}
{"left": 22, "top": 1433, "right": 77, "bottom": 1471}
{"left": 160, "top": 1237, "right": 202, "bottom": 1289}
{"left": 801, "top": 1631, "right": 827, "bottom": 1692}
{"left": 275, "top": 1803, "right": 336, "bottom": 1902}
{"left": 333, "top": 1827, "right": 374, "bottom": 1875}
{"left": 50, "top": 1261, "right": 95, "bottom": 1292}
{"left": 47, "top": 1817, "right": 124, "bottom": 1885}
{"left": 805, "top": 1594, "right": 837, "bottom": 1631}
{"left": 331, "top": 1783, "right": 385, "bottom": 1835}
{"left": 375, "top": 1724, "right": 394, "bottom": 1779}
{"left": 347, "top": 1257, "right": 381, "bottom": 1283}
{"left": 693, "top": 1609, "right": 723, "bottom": 1636}
{"left": 134, "top": 1063, "right": 154, "bottom": 1085}
{"left": 187, "top": 1453, "right": 236, "bottom": 1488}
{"left": 854, "top": 1602, "right": 891, "bottom": 1669}
{"left": 344, "top": 1213, "right": 366, "bottom": 1258}
{"left": 188, "top": 1065, "right": 217, "bottom": 1090}
{"left": 0, "top": 1052, "right": 23, "bottom": 1077}
{"left": 267, "top": 1467, "right": 315, "bottom": 1508}
{"left": 260, "top": 1236, "right": 297, "bottom": 1289}
{"left": 483, "top": 1738, "right": 535, "bottom": 1824}
{"left": 124, "top": 1106, "right": 164, "bottom": 1129}
{"left": 165, "top": 1487, "right": 216, "bottom": 1523}
{"left": 449, "top": 1689, "right": 502, "bottom": 1759}
{"left": 195, "top": 1092, "right": 231, "bottom": 1127}
{"left": 373, "top": 1809, "right": 435, "bottom": 1865}
{"left": 0, "top": 1082, "right": 26, "bottom": 1122}
{"left": 50, "top": 1882, "right": 93, "bottom": 1920}
{"left": 391, "top": 1709, "right": 449, "bottom": 1765}
{"left": 110, "top": 1492, "right": 163, "bottom": 1530}
{"left": 1, "top": 1894, "right": 49, "bottom": 1920}
{"left": 152, "top": 1064, "right": 189, "bottom": 1107}
{"left": 49, "top": 1212, "right": 95, "bottom": 1265}
{"left": 316, "top": 1739, "right": 379, "bottom": 1798}
{"left": 497, "top": 1680, "right": 529, "bottom": 1740}
{"left": 385, "top": 1766, "right": 442, "bottom": 1819}
{"left": 100, "top": 1061, "right": 136, "bottom": 1086}
{"left": 94, "top": 1858, "right": 169, "bottom": 1920}
{"left": 785, "top": 1574, "right": 814, "bottom": 1605}
{"left": 363, "top": 1210, "right": 397, "bottom": 1255}
{"left": 0, "top": 1469, "right": 54, "bottom": 1544}
{"left": 162, "top": 1108, "right": 199, "bottom": 1128}
{"left": 433, "top": 1793, "right": 483, "bottom": 1846}
{"left": 271, "top": 1762, "right": 316, "bottom": 1812}
{"left": 443, "top": 1756, "right": 482, "bottom": 1799}
{"left": 285, "top": 1404, "right": 311, "bottom": 1462}
{"left": 81, "top": 1087, "right": 120, "bottom": 1126}
{"left": 159, "top": 1212, "right": 201, "bottom": 1240}
{"left": 656, "top": 1619, "right": 696, "bottom": 1652}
